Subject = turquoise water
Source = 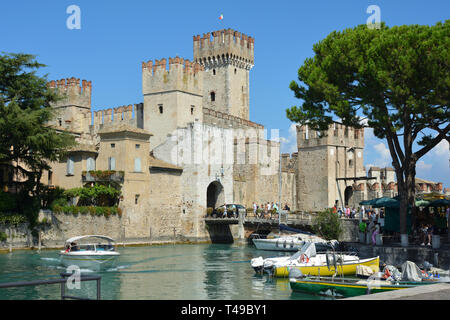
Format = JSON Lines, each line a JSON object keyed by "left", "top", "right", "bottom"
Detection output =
{"left": 0, "top": 243, "right": 325, "bottom": 300}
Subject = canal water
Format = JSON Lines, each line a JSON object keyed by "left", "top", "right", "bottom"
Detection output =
{"left": 0, "top": 243, "right": 327, "bottom": 300}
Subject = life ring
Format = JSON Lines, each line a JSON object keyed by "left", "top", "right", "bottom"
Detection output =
{"left": 300, "top": 254, "right": 310, "bottom": 263}
{"left": 382, "top": 267, "right": 391, "bottom": 279}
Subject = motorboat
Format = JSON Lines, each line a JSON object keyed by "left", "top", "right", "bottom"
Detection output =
{"left": 251, "top": 224, "right": 338, "bottom": 252}
{"left": 252, "top": 233, "right": 338, "bottom": 252}
{"left": 289, "top": 260, "right": 447, "bottom": 298}
{"left": 251, "top": 242, "right": 379, "bottom": 277}
{"left": 59, "top": 235, "right": 120, "bottom": 271}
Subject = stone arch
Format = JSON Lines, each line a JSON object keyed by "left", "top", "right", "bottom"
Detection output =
{"left": 207, "top": 181, "right": 225, "bottom": 209}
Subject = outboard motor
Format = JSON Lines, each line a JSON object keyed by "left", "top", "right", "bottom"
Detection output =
{"left": 288, "top": 267, "right": 303, "bottom": 280}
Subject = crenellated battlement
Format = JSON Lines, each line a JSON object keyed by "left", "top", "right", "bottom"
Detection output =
{"left": 193, "top": 29, "right": 254, "bottom": 70}
{"left": 48, "top": 77, "right": 92, "bottom": 110}
{"left": 142, "top": 56, "right": 203, "bottom": 96}
{"left": 297, "top": 122, "right": 365, "bottom": 149}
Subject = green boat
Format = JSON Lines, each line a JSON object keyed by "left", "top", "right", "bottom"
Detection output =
{"left": 289, "top": 276, "right": 426, "bottom": 298}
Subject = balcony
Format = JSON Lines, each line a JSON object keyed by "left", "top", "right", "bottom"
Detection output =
{"left": 82, "top": 170, "right": 124, "bottom": 183}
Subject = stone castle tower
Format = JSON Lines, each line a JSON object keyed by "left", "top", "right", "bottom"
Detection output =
{"left": 193, "top": 29, "right": 254, "bottom": 120}
{"left": 296, "top": 123, "right": 365, "bottom": 211}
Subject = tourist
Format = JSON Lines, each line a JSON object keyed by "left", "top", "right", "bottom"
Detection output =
{"left": 223, "top": 204, "right": 227, "bottom": 218}
{"left": 284, "top": 203, "right": 290, "bottom": 211}
{"left": 351, "top": 207, "right": 356, "bottom": 219}
{"left": 345, "top": 206, "right": 351, "bottom": 218}
{"left": 360, "top": 205, "right": 365, "bottom": 219}
{"left": 426, "top": 224, "right": 434, "bottom": 246}
{"left": 371, "top": 220, "right": 380, "bottom": 245}
{"left": 253, "top": 202, "right": 257, "bottom": 217}
{"left": 420, "top": 224, "right": 428, "bottom": 246}
{"left": 337, "top": 207, "right": 343, "bottom": 218}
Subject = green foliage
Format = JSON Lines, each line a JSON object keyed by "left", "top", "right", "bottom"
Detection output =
{"left": 0, "top": 214, "right": 27, "bottom": 225}
{"left": 312, "top": 208, "right": 342, "bottom": 241}
{"left": 0, "top": 53, "right": 77, "bottom": 227}
{"left": 64, "top": 185, "right": 121, "bottom": 206}
{"left": 0, "top": 232, "right": 7, "bottom": 242}
{"left": 41, "top": 186, "right": 66, "bottom": 209}
{"left": 287, "top": 21, "right": 450, "bottom": 234}
{"left": 52, "top": 205, "right": 120, "bottom": 218}
{"left": 206, "top": 207, "right": 213, "bottom": 216}
{"left": 0, "top": 192, "right": 16, "bottom": 213}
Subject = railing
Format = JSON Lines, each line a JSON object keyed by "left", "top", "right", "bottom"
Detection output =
{"left": 0, "top": 273, "right": 101, "bottom": 300}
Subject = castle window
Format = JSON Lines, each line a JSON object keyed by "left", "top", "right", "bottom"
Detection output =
{"left": 349, "top": 159, "right": 354, "bottom": 167}
{"left": 159, "top": 105, "right": 163, "bottom": 114}
{"left": 58, "top": 119, "right": 62, "bottom": 126}
{"left": 213, "top": 69, "right": 216, "bottom": 75}
{"left": 210, "top": 92, "right": 215, "bottom": 102}
{"left": 234, "top": 68, "right": 237, "bottom": 74}
{"left": 135, "top": 194, "right": 140, "bottom": 205}
{"left": 135, "top": 144, "right": 140, "bottom": 149}
{"left": 66, "top": 157, "right": 74, "bottom": 176}
{"left": 108, "top": 157, "right": 116, "bottom": 171}
{"left": 191, "top": 106, "right": 195, "bottom": 115}
{"left": 111, "top": 143, "right": 115, "bottom": 148}
{"left": 48, "top": 171, "right": 53, "bottom": 185}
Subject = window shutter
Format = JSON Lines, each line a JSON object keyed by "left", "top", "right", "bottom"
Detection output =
{"left": 109, "top": 157, "right": 116, "bottom": 170}
{"left": 134, "top": 158, "right": 141, "bottom": 172}
{"left": 67, "top": 157, "right": 74, "bottom": 175}
{"left": 87, "top": 157, "right": 96, "bottom": 171}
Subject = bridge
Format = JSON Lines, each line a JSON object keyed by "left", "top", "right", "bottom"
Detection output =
{"left": 204, "top": 211, "right": 317, "bottom": 243}
{"left": 204, "top": 211, "right": 360, "bottom": 243}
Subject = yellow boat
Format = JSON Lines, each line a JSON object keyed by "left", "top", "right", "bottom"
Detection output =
{"left": 274, "top": 256, "right": 379, "bottom": 277}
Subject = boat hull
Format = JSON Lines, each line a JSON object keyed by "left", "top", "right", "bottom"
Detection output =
{"left": 289, "top": 277, "right": 414, "bottom": 298}
{"left": 253, "top": 238, "right": 303, "bottom": 252}
{"left": 274, "top": 256, "right": 380, "bottom": 277}
{"left": 59, "top": 252, "right": 119, "bottom": 271}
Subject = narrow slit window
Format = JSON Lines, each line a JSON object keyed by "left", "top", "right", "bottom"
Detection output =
{"left": 210, "top": 92, "right": 215, "bottom": 102}
{"left": 159, "top": 105, "right": 163, "bottom": 114}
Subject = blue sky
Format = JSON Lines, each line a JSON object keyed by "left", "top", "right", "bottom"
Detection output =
{"left": 1, "top": 0, "right": 449, "bottom": 187}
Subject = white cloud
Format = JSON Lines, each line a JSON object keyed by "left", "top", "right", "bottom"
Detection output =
{"left": 434, "top": 139, "right": 449, "bottom": 156}
{"left": 416, "top": 160, "right": 432, "bottom": 171}
{"left": 280, "top": 123, "right": 298, "bottom": 154}
{"left": 373, "top": 142, "right": 391, "bottom": 167}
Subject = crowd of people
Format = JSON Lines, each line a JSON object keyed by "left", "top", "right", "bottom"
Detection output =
{"left": 251, "top": 202, "right": 291, "bottom": 219}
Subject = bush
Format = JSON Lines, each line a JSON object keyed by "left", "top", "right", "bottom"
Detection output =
{"left": 0, "top": 232, "right": 7, "bottom": 242}
{"left": 206, "top": 207, "right": 213, "bottom": 216}
{"left": 312, "top": 208, "right": 343, "bottom": 240}
{"left": 0, "top": 192, "right": 16, "bottom": 213}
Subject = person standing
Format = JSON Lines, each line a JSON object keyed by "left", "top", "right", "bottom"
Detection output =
{"left": 223, "top": 204, "right": 227, "bottom": 218}
{"left": 253, "top": 202, "right": 257, "bottom": 217}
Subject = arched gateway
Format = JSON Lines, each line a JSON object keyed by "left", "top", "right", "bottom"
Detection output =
{"left": 206, "top": 181, "right": 225, "bottom": 209}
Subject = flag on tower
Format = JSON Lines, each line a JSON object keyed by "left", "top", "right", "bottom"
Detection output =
{"left": 219, "top": 14, "right": 223, "bottom": 20}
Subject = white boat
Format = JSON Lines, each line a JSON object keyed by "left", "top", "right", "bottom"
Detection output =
{"left": 59, "top": 235, "right": 120, "bottom": 271}
{"left": 251, "top": 242, "right": 378, "bottom": 277}
{"left": 252, "top": 232, "right": 338, "bottom": 252}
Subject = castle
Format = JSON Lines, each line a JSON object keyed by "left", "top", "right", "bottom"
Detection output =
{"left": 38, "top": 28, "right": 442, "bottom": 242}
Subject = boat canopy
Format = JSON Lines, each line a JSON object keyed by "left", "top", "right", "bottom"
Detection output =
{"left": 65, "top": 235, "right": 116, "bottom": 244}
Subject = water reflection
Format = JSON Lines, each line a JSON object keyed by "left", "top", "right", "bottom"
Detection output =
{"left": 0, "top": 243, "right": 319, "bottom": 300}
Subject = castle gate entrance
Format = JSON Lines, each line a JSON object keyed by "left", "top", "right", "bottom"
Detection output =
{"left": 344, "top": 186, "right": 353, "bottom": 206}
{"left": 207, "top": 181, "right": 225, "bottom": 209}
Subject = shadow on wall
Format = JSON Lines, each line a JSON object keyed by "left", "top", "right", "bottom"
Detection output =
{"left": 206, "top": 224, "right": 234, "bottom": 244}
